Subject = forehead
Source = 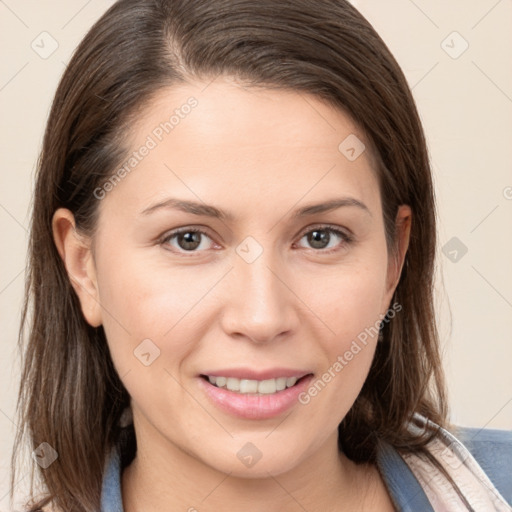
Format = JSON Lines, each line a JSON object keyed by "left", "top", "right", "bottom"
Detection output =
{"left": 100, "top": 78, "right": 381, "bottom": 220}
{"left": 135, "top": 78, "right": 366, "bottom": 153}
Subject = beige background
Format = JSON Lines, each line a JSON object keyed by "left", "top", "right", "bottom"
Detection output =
{"left": 1, "top": 0, "right": 511, "bottom": 508}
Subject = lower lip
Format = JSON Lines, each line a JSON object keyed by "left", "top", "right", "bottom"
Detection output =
{"left": 198, "top": 375, "right": 314, "bottom": 420}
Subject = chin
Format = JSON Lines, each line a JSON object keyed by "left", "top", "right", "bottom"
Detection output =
{"left": 195, "top": 437, "right": 309, "bottom": 479}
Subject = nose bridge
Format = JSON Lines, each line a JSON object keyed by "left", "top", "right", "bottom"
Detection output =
{"left": 221, "top": 236, "right": 296, "bottom": 343}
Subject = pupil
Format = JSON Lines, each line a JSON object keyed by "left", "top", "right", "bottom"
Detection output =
{"left": 309, "top": 230, "right": 329, "bottom": 249}
{"left": 179, "top": 231, "right": 201, "bottom": 250}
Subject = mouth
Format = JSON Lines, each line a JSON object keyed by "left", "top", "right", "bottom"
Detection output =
{"left": 198, "top": 370, "right": 314, "bottom": 420}
{"left": 200, "top": 374, "right": 312, "bottom": 396}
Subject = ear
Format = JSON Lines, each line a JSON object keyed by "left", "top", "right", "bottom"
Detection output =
{"left": 385, "top": 205, "right": 412, "bottom": 299}
{"left": 52, "top": 208, "right": 102, "bottom": 327}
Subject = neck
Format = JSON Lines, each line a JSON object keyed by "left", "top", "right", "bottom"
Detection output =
{"left": 121, "top": 421, "right": 377, "bottom": 512}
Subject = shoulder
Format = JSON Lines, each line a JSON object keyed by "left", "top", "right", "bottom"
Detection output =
{"left": 452, "top": 424, "right": 512, "bottom": 451}
{"left": 453, "top": 424, "right": 512, "bottom": 458}
{"left": 378, "top": 417, "right": 512, "bottom": 510}
{"left": 451, "top": 425, "right": 512, "bottom": 504}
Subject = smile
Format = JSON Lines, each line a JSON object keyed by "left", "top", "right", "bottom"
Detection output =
{"left": 203, "top": 375, "right": 302, "bottom": 395}
{"left": 198, "top": 372, "right": 314, "bottom": 419}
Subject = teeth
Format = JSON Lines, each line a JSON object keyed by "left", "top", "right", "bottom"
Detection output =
{"left": 226, "top": 377, "right": 240, "bottom": 392}
{"left": 276, "top": 377, "right": 287, "bottom": 391}
{"left": 205, "top": 375, "right": 302, "bottom": 394}
{"left": 286, "top": 377, "right": 297, "bottom": 387}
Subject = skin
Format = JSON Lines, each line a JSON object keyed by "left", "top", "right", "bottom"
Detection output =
{"left": 53, "top": 77, "right": 411, "bottom": 511}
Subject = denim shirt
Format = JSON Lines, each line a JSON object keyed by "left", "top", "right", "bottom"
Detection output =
{"left": 100, "top": 426, "right": 512, "bottom": 511}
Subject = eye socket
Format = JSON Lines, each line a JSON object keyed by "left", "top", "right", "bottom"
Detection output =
{"left": 159, "top": 224, "right": 353, "bottom": 255}
{"left": 295, "top": 225, "right": 352, "bottom": 254}
{"left": 160, "top": 228, "right": 215, "bottom": 253}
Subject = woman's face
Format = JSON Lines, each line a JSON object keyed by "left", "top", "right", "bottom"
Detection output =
{"left": 59, "top": 77, "right": 410, "bottom": 477}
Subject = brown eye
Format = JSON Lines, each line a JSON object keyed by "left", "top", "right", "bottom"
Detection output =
{"left": 297, "top": 226, "right": 351, "bottom": 253}
{"left": 161, "top": 228, "right": 214, "bottom": 253}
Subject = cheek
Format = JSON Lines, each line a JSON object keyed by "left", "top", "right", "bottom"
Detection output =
{"left": 293, "top": 254, "right": 389, "bottom": 409}
{"left": 300, "top": 257, "right": 389, "bottom": 347}
{"left": 95, "top": 259, "right": 205, "bottom": 433}
{"left": 94, "top": 249, "right": 217, "bottom": 375}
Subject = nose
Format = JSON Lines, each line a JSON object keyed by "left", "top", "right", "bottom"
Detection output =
{"left": 219, "top": 246, "right": 299, "bottom": 344}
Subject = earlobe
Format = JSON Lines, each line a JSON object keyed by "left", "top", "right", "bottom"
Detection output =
{"left": 386, "top": 205, "right": 412, "bottom": 295}
{"left": 52, "top": 208, "right": 103, "bottom": 327}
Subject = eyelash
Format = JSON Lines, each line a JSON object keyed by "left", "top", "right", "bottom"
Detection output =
{"left": 159, "top": 224, "right": 353, "bottom": 256}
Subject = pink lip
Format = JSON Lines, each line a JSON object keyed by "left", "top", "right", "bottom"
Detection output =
{"left": 200, "top": 367, "right": 310, "bottom": 380}
{"left": 198, "top": 373, "right": 314, "bottom": 420}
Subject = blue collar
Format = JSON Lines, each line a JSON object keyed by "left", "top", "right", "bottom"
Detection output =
{"left": 100, "top": 443, "right": 124, "bottom": 512}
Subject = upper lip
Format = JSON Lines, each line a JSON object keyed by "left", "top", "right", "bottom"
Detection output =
{"left": 200, "top": 367, "right": 312, "bottom": 380}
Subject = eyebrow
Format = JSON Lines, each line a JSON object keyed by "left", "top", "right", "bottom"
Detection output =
{"left": 140, "top": 197, "right": 371, "bottom": 220}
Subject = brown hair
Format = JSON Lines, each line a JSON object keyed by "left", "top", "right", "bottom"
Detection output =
{"left": 12, "top": 0, "right": 447, "bottom": 510}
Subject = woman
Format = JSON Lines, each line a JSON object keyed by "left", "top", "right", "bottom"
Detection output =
{"left": 12, "top": 0, "right": 512, "bottom": 511}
